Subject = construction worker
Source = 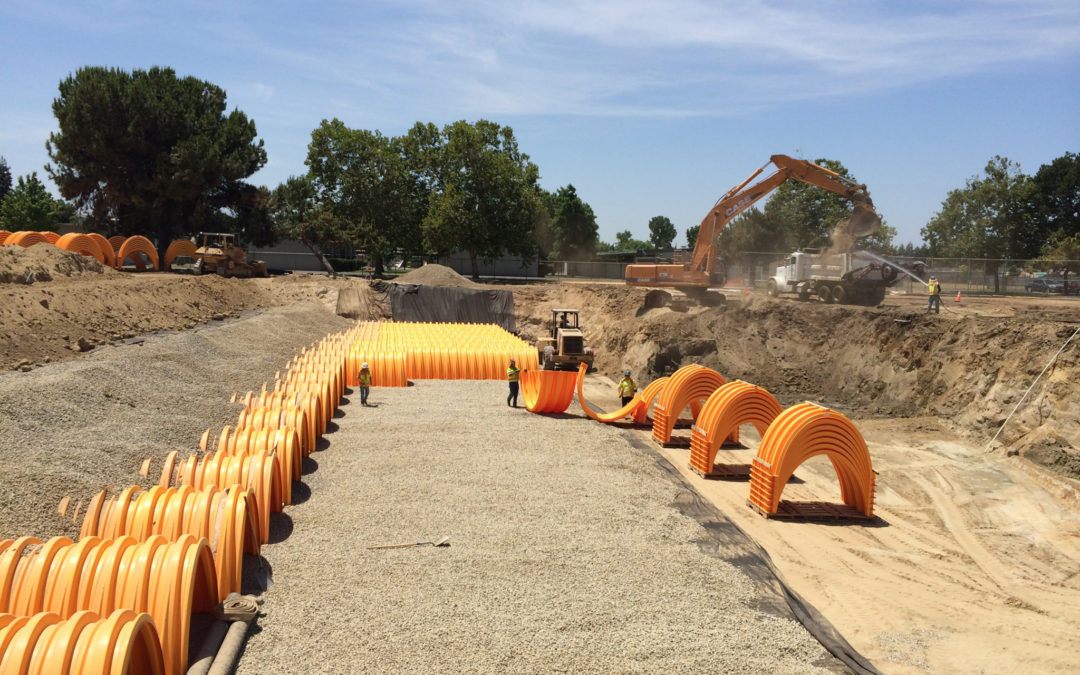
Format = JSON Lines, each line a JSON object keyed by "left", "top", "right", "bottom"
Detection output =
{"left": 926, "top": 275, "right": 942, "bottom": 314}
{"left": 506, "top": 359, "right": 520, "bottom": 408}
{"left": 359, "top": 362, "right": 372, "bottom": 406}
{"left": 618, "top": 370, "right": 637, "bottom": 406}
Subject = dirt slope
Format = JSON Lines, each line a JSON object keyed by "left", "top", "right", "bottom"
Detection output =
{"left": 1, "top": 272, "right": 352, "bottom": 371}
{"left": 513, "top": 284, "right": 1080, "bottom": 480}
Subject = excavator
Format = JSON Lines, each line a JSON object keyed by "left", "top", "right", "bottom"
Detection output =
{"left": 624, "top": 154, "right": 882, "bottom": 304}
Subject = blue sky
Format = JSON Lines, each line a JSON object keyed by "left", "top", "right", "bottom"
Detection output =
{"left": 2, "top": 0, "right": 1078, "bottom": 246}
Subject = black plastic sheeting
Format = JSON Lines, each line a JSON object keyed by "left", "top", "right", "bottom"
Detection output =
{"left": 386, "top": 283, "right": 518, "bottom": 332}
{"left": 620, "top": 431, "right": 881, "bottom": 675}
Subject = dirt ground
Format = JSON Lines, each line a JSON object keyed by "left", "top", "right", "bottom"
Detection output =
{"left": 580, "top": 342, "right": 1080, "bottom": 673}
{"left": 513, "top": 284, "right": 1080, "bottom": 482}
{"left": 2, "top": 265, "right": 1078, "bottom": 673}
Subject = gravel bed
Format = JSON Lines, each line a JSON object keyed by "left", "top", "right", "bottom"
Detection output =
{"left": 237, "top": 381, "right": 834, "bottom": 673}
{"left": 0, "top": 303, "right": 352, "bottom": 539}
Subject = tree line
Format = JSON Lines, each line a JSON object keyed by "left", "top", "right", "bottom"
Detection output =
{"left": 2, "top": 66, "right": 1076, "bottom": 279}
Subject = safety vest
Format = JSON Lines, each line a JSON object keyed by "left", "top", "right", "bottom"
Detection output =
{"left": 618, "top": 377, "right": 637, "bottom": 397}
{"left": 507, "top": 367, "right": 520, "bottom": 382}
{"left": 359, "top": 370, "right": 372, "bottom": 386}
{"left": 928, "top": 280, "right": 940, "bottom": 296}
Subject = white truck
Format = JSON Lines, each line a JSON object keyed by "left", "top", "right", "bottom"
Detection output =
{"left": 766, "top": 250, "right": 922, "bottom": 306}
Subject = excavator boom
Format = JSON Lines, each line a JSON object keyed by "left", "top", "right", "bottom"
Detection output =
{"left": 625, "top": 154, "right": 880, "bottom": 293}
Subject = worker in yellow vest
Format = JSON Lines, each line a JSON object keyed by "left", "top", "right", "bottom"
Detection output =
{"left": 927, "top": 275, "right": 942, "bottom": 314}
{"left": 618, "top": 370, "right": 637, "bottom": 406}
{"left": 359, "top": 362, "right": 372, "bottom": 406}
{"left": 506, "top": 359, "right": 520, "bottom": 408}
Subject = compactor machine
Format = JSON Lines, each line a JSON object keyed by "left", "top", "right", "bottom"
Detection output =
{"left": 536, "top": 309, "right": 594, "bottom": 371}
{"left": 192, "top": 232, "right": 268, "bottom": 278}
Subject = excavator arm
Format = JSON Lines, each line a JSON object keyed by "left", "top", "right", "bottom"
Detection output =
{"left": 626, "top": 154, "right": 880, "bottom": 292}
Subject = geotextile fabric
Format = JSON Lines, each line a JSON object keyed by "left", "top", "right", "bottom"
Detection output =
{"left": 388, "top": 284, "right": 517, "bottom": 332}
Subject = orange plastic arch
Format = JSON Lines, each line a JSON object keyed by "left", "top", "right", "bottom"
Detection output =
{"left": 116, "top": 235, "right": 159, "bottom": 271}
{"left": 651, "top": 365, "right": 726, "bottom": 445}
{"left": 55, "top": 233, "right": 106, "bottom": 264}
{"left": 37, "top": 231, "right": 60, "bottom": 244}
{"left": 0, "top": 535, "right": 216, "bottom": 675}
{"left": 108, "top": 235, "right": 126, "bottom": 253}
{"left": 748, "top": 402, "right": 876, "bottom": 517}
{"left": 3, "top": 231, "right": 53, "bottom": 248}
{"left": 0, "top": 231, "right": 9, "bottom": 245}
{"left": 0, "top": 609, "right": 165, "bottom": 675}
{"left": 163, "top": 239, "right": 196, "bottom": 269}
{"left": 521, "top": 369, "right": 577, "bottom": 414}
{"left": 85, "top": 232, "right": 116, "bottom": 267}
{"left": 689, "top": 381, "right": 783, "bottom": 476}
{"left": 572, "top": 364, "right": 674, "bottom": 426}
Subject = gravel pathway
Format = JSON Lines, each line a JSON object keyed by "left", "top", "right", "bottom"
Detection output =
{"left": 237, "top": 381, "right": 833, "bottom": 673}
{"left": 0, "top": 303, "right": 352, "bottom": 539}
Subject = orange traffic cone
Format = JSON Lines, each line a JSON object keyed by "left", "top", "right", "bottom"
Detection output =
{"left": 955, "top": 290, "right": 962, "bottom": 303}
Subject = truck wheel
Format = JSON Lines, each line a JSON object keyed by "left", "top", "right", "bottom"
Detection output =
{"left": 818, "top": 285, "right": 833, "bottom": 304}
{"left": 767, "top": 279, "right": 779, "bottom": 297}
{"left": 832, "top": 285, "right": 847, "bottom": 304}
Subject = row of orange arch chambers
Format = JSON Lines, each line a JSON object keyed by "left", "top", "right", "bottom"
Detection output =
{"left": 0, "top": 323, "right": 354, "bottom": 673}
{"left": 344, "top": 321, "right": 874, "bottom": 520}
{"left": 0, "top": 230, "right": 201, "bottom": 271}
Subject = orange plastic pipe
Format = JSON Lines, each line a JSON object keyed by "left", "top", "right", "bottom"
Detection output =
{"left": 115, "top": 236, "right": 159, "bottom": 271}
{"left": 55, "top": 233, "right": 105, "bottom": 264}
{"left": 4, "top": 232, "right": 53, "bottom": 248}
{"left": 688, "top": 381, "right": 783, "bottom": 476}
{"left": 651, "top": 365, "right": 727, "bottom": 445}
{"left": 520, "top": 369, "right": 577, "bottom": 414}
{"left": 162, "top": 240, "right": 196, "bottom": 270}
{"left": 85, "top": 233, "right": 116, "bottom": 267}
{"left": 748, "top": 402, "right": 876, "bottom": 517}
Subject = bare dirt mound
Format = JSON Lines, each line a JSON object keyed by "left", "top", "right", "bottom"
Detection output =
{"left": 0, "top": 273, "right": 353, "bottom": 371}
{"left": 334, "top": 281, "right": 391, "bottom": 321}
{"left": 0, "top": 244, "right": 114, "bottom": 284}
{"left": 394, "top": 263, "right": 476, "bottom": 287}
{"left": 513, "top": 283, "right": 1080, "bottom": 480}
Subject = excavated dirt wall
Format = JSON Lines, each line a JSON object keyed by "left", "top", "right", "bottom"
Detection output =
{"left": 513, "top": 285, "right": 1080, "bottom": 480}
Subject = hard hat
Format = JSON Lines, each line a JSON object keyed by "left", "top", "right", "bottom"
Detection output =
{"left": 929, "top": 275, "right": 936, "bottom": 280}
{"left": 361, "top": 362, "right": 369, "bottom": 369}
{"left": 624, "top": 370, "right": 631, "bottom": 377}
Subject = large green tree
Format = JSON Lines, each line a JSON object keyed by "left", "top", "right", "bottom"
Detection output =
{"left": 717, "top": 207, "right": 787, "bottom": 259}
{"left": 763, "top": 158, "right": 893, "bottom": 252}
{"left": 685, "top": 224, "right": 700, "bottom": 249}
{"left": 0, "top": 172, "right": 74, "bottom": 230}
{"left": 1032, "top": 151, "right": 1079, "bottom": 240}
{"left": 304, "top": 119, "right": 421, "bottom": 276}
{"left": 921, "top": 156, "right": 1039, "bottom": 291}
{"left": 0, "top": 157, "right": 12, "bottom": 203}
{"left": 420, "top": 120, "right": 540, "bottom": 277}
{"left": 647, "top": 215, "right": 676, "bottom": 250}
{"left": 46, "top": 66, "right": 267, "bottom": 258}
{"left": 549, "top": 184, "right": 598, "bottom": 260}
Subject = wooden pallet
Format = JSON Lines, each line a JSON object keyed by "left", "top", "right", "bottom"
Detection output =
{"left": 746, "top": 499, "right": 874, "bottom": 521}
{"left": 661, "top": 436, "right": 691, "bottom": 449}
{"left": 690, "top": 463, "right": 751, "bottom": 480}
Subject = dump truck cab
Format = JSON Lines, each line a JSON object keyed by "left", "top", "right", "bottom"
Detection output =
{"left": 536, "top": 309, "right": 594, "bottom": 371}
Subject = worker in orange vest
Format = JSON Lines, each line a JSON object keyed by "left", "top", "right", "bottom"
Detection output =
{"left": 359, "top": 362, "right": 372, "bottom": 406}
{"left": 506, "top": 359, "right": 520, "bottom": 408}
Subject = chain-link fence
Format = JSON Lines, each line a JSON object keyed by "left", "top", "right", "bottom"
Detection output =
{"left": 544, "top": 252, "right": 1080, "bottom": 297}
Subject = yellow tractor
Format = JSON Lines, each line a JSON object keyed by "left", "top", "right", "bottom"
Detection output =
{"left": 536, "top": 309, "right": 594, "bottom": 371}
{"left": 192, "top": 233, "right": 268, "bottom": 278}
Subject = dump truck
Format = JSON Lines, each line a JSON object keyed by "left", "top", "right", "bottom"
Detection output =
{"left": 625, "top": 154, "right": 881, "bottom": 305}
{"left": 192, "top": 233, "right": 268, "bottom": 278}
{"left": 536, "top": 309, "right": 594, "bottom": 371}
{"left": 766, "top": 250, "right": 924, "bottom": 306}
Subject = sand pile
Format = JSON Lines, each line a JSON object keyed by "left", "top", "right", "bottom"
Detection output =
{"left": 0, "top": 244, "right": 112, "bottom": 284}
{"left": 394, "top": 263, "right": 477, "bottom": 287}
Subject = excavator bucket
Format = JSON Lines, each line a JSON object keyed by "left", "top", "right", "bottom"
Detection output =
{"left": 848, "top": 197, "right": 882, "bottom": 237}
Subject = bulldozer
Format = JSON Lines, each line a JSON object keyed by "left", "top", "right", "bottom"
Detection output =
{"left": 536, "top": 309, "right": 594, "bottom": 371}
{"left": 192, "top": 233, "right": 268, "bottom": 278}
